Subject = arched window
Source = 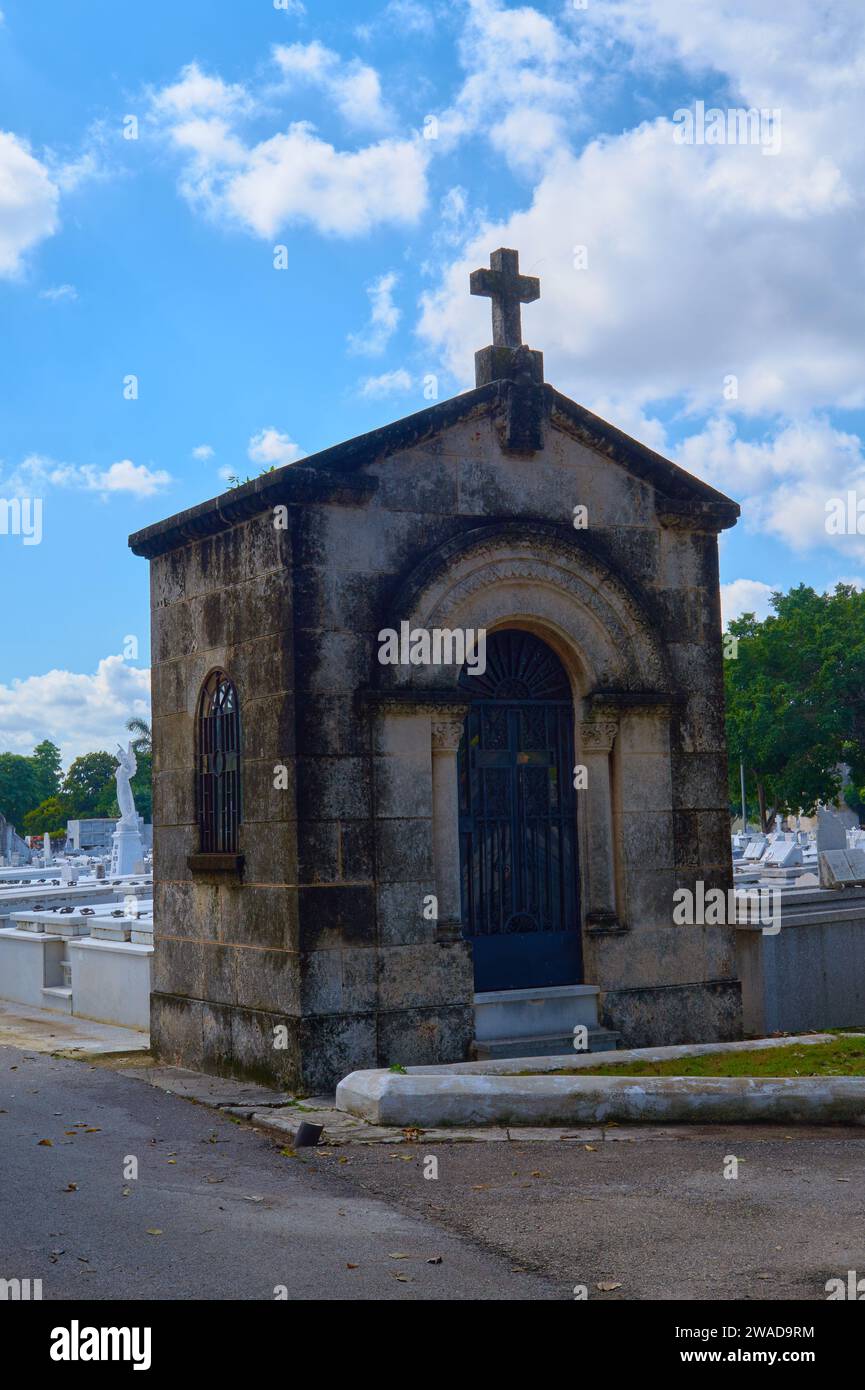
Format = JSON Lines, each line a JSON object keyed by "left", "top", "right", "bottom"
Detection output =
{"left": 196, "top": 671, "right": 241, "bottom": 854}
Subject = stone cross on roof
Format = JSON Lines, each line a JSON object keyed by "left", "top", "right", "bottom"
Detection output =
{"left": 470, "top": 248, "right": 540, "bottom": 349}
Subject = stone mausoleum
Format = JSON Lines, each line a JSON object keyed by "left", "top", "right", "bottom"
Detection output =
{"left": 130, "top": 250, "right": 742, "bottom": 1092}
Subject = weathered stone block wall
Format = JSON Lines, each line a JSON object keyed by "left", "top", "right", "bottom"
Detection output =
{"left": 149, "top": 513, "right": 303, "bottom": 1087}
{"left": 291, "top": 486, "right": 475, "bottom": 1083}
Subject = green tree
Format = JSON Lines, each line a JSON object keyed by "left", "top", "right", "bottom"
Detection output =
{"left": 31, "top": 740, "right": 63, "bottom": 803}
{"left": 724, "top": 584, "right": 865, "bottom": 830}
{"left": 0, "top": 753, "right": 40, "bottom": 830}
{"left": 130, "top": 750, "right": 152, "bottom": 822}
{"left": 126, "top": 717, "right": 152, "bottom": 757}
{"left": 23, "top": 796, "right": 70, "bottom": 836}
{"left": 62, "top": 751, "right": 118, "bottom": 816}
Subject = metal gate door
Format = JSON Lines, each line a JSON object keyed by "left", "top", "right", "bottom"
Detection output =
{"left": 457, "top": 630, "right": 581, "bottom": 991}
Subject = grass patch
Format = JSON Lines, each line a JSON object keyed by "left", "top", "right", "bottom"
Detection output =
{"left": 536, "top": 1037, "right": 865, "bottom": 1078}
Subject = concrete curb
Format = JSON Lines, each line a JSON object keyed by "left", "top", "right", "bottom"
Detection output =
{"left": 335, "top": 1071, "right": 865, "bottom": 1127}
{"left": 336, "top": 1034, "right": 865, "bottom": 1127}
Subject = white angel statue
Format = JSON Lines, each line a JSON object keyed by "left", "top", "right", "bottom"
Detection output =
{"left": 115, "top": 742, "right": 138, "bottom": 825}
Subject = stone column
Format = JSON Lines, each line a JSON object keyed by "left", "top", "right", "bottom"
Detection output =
{"left": 430, "top": 705, "right": 470, "bottom": 943}
{"left": 578, "top": 718, "right": 620, "bottom": 929}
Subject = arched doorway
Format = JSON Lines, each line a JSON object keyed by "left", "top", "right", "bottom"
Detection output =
{"left": 457, "top": 629, "right": 582, "bottom": 992}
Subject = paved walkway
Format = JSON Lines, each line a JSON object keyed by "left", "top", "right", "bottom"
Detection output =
{"left": 0, "top": 999, "right": 148, "bottom": 1056}
{"left": 2, "top": 1003, "right": 861, "bottom": 1301}
{"left": 0, "top": 1045, "right": 560, "bottom": 1300}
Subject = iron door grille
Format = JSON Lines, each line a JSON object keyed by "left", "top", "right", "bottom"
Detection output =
{"left": 457, "top": 630, "right": 580, "bottom": 955}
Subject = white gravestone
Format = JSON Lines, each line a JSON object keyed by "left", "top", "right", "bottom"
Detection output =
{"left": 817, "top": 808, "right": 848, "bottom": 852}
{"left": 763, "top": 839, "right": 803, "bottom": 868}
{"left": 819, "top": 848, "right": 865, "bottom": 889}
{"left": 109, "top": 743, "right": 144, "bottom": 877}
{"left": 743, "top": 836, "right": 768, "bottom": 862}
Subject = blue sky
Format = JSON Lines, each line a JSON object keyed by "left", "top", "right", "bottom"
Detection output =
{"left": 1, "top": 0, "right": 864, "bottom": 762}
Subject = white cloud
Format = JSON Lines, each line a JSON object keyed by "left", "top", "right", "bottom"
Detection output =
{"left": 676, "top": 416, "right": 865, "bottom": 557}
{"left": 418, "top": 112, "right": 862, "bottom": 417}
{"left": 0, "top": 654, "right": 151, "bottom": 768}
{"left": 273, "top": 42, "right": 393, "bottom": 131}
{"left": 0, "top": 454, "right": 171, "bottom": 499}
{"left": 150, "top": 62, "right": 252, "bottom": 118}
{"left": 358, "top": 368, "right": 414, "bottom": 399}
{"left": 95, "top": 460, "right": 172, "bottom": 497}
{"left": 0, "top": 131, "right": 60, "bottom": 278}
{"left": 419, "top": 0, "right": 865, "bottom": 423}
{"left": 595, "top": 0, "right": 865, "bottom": 110}
{"left": 347, "top": 271, "right": 401, "bottom": 355}
{"left": 224, "top": 124, "right": 427, "bottom": 238}
{"left": 383, "top": 1, "right": 436, "bottom": 35}
{"left": 488, "top": 107, "right": 566, "bottom": 174}
{"left": 434, "top": 0, "right": 589, "bottom": 170}
{"left": 39, "top": 283, "right": 77, "bottom": 303}
{"left": 151, "top": 59, "right": 429, "bottom": 240}
{"left": 247, "top": 427, "right": 304, "bottom": 467}
{"left": 720, "top": 579, "right": 775, "bottom": 626}
{"left": 192, "top": 444, "right": 214, "bottom": 460}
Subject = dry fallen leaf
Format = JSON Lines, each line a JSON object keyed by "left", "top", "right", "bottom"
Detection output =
{"left": 388, "top": 1252, "right": 411, "bottom": 1259}
{"left": 427, "top": 1256, "right": 443, "bottom": 1265}
{"left": 146, "top": 1229, "right": 163, "bottom": 1237}
{"left": 584, "top": 1145, "right": 597, "bottom": 1152}
{"left": 596, "top": 1281, "right": 622, "bottom": 1292}
{"left": 346, "top": 1263, "right": 359, "bottom": 1269}
{"left": 63, "top": 1183, "right": 78, "bottom": 1193}
{"left": 38, "top": 1138, "right": 53, "bottom": 1147}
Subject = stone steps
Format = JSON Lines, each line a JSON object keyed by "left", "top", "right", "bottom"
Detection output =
{"left": 472, "top": 1027, "right": 621, "bottom": 1060}
{"left": 473, "top": 983, "right": 620, "bottom": 1061}
{"left": 41, "top": 985, "right": 73, "bottom": 1014}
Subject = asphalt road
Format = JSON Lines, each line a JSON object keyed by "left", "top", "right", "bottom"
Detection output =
{"left": 0, "top": 1047, "right": 560, "bottom": 1301}
{"left": 306, "top": 1124, "right": 865, "bottom": 1300}
{"left": 4, "top": 1045, "right": 865, "bottom": 1302}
